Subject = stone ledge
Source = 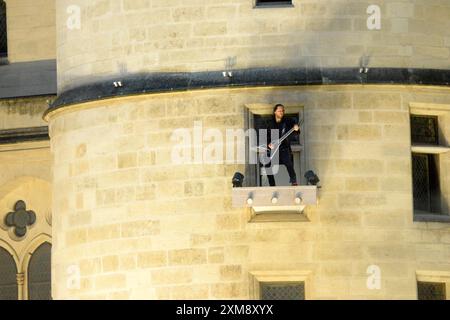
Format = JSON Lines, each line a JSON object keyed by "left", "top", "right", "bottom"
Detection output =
{"left": 254, "top": 2, "right": 294, "bottom": 9}
{"left": 45, "top": 67, "right": 450, "bottom": 116}
{"left": 411, "top": 144, "right": 450, "bottom": 154}
{"left": 0, "top": 126, "right": 49, "bottom": 145}
{"left": 233, "top": 186, "right": 317, "bottom": 222}
{"left": 413, "top": 213, "right": 450, "bottom": 223}
{"left": 232, "top": 186, "right": 318, "bottom": 208}
{"left": 249, "top": 211, "right": 309, "bottom": 223}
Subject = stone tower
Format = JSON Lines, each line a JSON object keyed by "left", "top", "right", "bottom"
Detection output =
{"left": 46, "top": 0, "right": 450, "bottom": 299}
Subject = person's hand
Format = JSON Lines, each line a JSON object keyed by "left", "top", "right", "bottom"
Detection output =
{"left": 294, "top": 124, "right": 299, "bottom": 131}
{"left": 268, "top": 143, "right": 274, "bottom": 150}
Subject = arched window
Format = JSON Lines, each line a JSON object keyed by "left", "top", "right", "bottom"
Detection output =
{"left": 0, "top": 0, "right": 7, "bottom": 58}
{"left": 28, "top": 242, "right": 51, "bottom": 300}
{"left": 0, "top": 247, "right": 18, "bottom": 300}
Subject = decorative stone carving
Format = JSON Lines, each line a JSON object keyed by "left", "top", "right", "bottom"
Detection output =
{"left": 4, "top": 200, "right": 36, "bottom": 238}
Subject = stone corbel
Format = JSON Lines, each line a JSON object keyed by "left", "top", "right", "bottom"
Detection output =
{"left": 232, "top": 186, "right": 318, "bottom": 222}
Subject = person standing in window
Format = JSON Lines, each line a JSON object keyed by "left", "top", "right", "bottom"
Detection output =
{"left": 262, "top": 104, "right": 300, "bottom": 186}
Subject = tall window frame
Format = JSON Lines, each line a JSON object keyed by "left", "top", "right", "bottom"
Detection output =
{"left": 244, "top": 104, "right": 306, "bottom": 188}
{"left": 27, "top": 242, "right": 52, "bottom": 300}
{"left": 0, "top": 239, "right": 52, "bottom": 300}
{"left": 0, "top": 246, "right": 18, "bottom": 300}
{"left": 410, "top": 103, "right": 450, "bottom": 223}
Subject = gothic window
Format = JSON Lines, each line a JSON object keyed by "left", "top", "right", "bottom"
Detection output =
{"left": 410, "top": 115, "right": 445, "bottom": 215}
{"left": 28, "top": 242, "right": 52, "bottom": 300}
{"left": 0, "top": 247, "right": 18, "bottom": 300}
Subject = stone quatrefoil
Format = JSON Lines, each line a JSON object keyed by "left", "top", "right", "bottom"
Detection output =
{"left": 4, "top": 200, "right": 36, "bottom": 238}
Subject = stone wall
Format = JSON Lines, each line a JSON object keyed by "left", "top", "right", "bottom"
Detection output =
{"left": 0, "top": 142, "right": 52, "bottom": 300}
{"left": 0, "top": 96, "right": 52, "bottom": 130}
{"left": 48, "top": 85, "right": 450, "bottom": 299}
{"left": 4, "top": 0, "right": 56, "bottom": 63}
{"left": 55, "top": 0, "right": 450, "bottom": 90}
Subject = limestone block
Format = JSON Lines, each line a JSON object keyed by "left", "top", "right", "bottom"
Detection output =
{"left": 169, "top": 249, "right": 207, "bottom": 265}
{"left": 95, "top": 274, "right": 127, "bottom": 291}
{"left": 102, "top": 255, "right": 119, "bottom": 273}
{"left": 220, "top": 265, "right": 242, "bottom": 281}
{"left": 171, "top": 284, "right": 210, "bottom": 300}
{"left": 137, "top": 251, "right": 167, "bottom": 268}
{"left": 353, "top": 93, "right": 401, "bottom": 110}
{"left": 345, "top": 177, "right": 379, "bottom": 192}
{"left": 210, "top": 282, "right": 248, "bottom": 299}
{"left": 151, "top": 268, "right": 193, "bottom": 285}
{"left": 87, "top": 224, "right": 121, "bottom": 242}
{"left": 314, "top": 242, "right": 364, "bottom": 260}
{"left": 208, "top": 247, "right": 225, "bottom": 264}
{"left": 118, "top": 153, "right": 138, "bottom": 169}
{"left": 119, "top": 254, "right": 137, "bottom": 271}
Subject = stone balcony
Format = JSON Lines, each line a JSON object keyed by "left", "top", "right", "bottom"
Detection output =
{"left": 232, "top": 186, "right": 318, "bottom": 222}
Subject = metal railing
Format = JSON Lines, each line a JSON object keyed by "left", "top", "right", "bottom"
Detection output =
{"left": 418, "top": 282, "right": 446, "bottom": 300}
{"left": 411, "top": 115, "right": 439, "bottom": 145}
{"left": 261, "top": 283, "right": 305, "bottom": 300}
{"left": 412, "top": 154, "right": 431, "bottom": 212}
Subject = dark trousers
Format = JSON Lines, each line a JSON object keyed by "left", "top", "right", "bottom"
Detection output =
{"left": 262, "top": 149, "right": 297, "bottom": 186}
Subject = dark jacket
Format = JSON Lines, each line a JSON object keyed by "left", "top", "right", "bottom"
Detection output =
{"left": 267, "top": 117, "right": 298, "bottom": 152}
